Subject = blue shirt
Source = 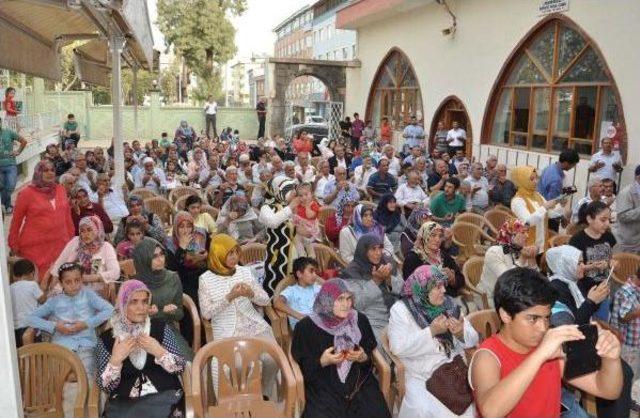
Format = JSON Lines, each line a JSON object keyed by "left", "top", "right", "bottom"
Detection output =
{"left": 402, "top": 124, "right": 425, "bottom": 149}
{"left": 28, "top": 288, "right": 114, "bottom": 351}
{"left": 280, "top": 283, "right": 321, "bottom": 328}
{"left": 537, "top": 162, "right": 564, "bottom": 200}
{"left": 367, "top": 171, "right": 398, "bottom": 196}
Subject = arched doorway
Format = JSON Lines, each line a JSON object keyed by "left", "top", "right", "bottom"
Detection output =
{"left": 481, "top": 15, "right": 627, "bottom": 160}
{"left": 429, "top": 96, "right": 473, "bottom": 158}
{"left": 365, "top": 48, "right": 423, "bottom": 135}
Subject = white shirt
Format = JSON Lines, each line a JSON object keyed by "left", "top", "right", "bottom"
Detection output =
{"left": 590, "top": 150, "right": 622, "bottom": 181}
{"left": 335, "top": 157, "right": 347, "bottom": 169}
{"left": 315, "top": 174, "right": 334, "bottom": 201}
{"left": 352, "top": 165, "right": 377, "bottom": 191}
{"left": 463, "top": 176, "right": 490, "bottom": 209}
{"left": 385, "top": 156, "right": 401, "bottom": 177}
{"left": 11, "top": 281, "right": 43, "bottom": 329}
{"left": 134, "top": 167, "right": 167, "bottom": 194}
{"left": 252, "top": 162, "right": 272, "bottom": 184}
{"left": 395, "top": 183, "right": 428, "bottom": 206}
{"left": 446, "top": 128, "right": 467, "bottom": 147}
{"left": 89, "top": 188, "right": 129, "bottom": 220}
{"left": 295, "top": 165, "right": 316, "bottom": 183}
{"left": 204, "top": 101, "right": 218, "bottom": 115}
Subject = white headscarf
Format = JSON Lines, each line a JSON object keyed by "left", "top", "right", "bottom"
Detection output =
{"left": 546, "top": 245, "right": 585, "bottom": 307}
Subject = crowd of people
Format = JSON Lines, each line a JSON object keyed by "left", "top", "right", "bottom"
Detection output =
{"left": 3, "top": 108, "right": 640, "bottom": 418}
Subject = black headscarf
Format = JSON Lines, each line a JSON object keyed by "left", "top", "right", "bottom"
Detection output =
{"left": 132, "top": 238, "right": 172, "bottom": 290}
{"left": 374, "top": 193, "right": 401, "bottom": 233}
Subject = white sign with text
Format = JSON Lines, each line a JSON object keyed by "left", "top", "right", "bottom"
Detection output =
{"left": 538, "top": 0, "right": 569, "bottom": 16}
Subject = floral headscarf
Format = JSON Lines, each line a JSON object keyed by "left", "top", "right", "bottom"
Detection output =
{"left": 402, "top": 265, "right": 456, "bottom": 356}
{"left": 110, "top": 279, "right": 152, "bottom": 370}
{"left": 351, "top": 204, "right": 385, "bottom": 240}
{"left": 30, "top": 160, "right": 57, "bottom": 199}
{"left": 309, "top": 278, "right": 362, "bottom": 383}
{"left": 497, "top": 218, "right": 527, "bottom": 245}
{"left": 405, "top": 205, "right": 432, "bottom": 238}
{"left": 166, "top": 211, "right": 207, "bottom": 258}
{"left": 77, "top": 216, "right": 105, "bottom": 274}
{"left": 335, "top": 196, "right": 358, "bottom": 225}
{"left": 412, "top": 221, "right": 443, "bottom": 266}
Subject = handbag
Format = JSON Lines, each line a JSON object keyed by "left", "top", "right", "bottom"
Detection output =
{"left": 425, "top": 354, "right": 473, "bottom": 415}
{"left": 104, "top": 389, "right": 182, "bottom": 418}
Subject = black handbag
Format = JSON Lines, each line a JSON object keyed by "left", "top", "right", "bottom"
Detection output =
{"left": 104, "top": 389, "right": 182, "bottom": 418}
{"left": 425, "top": 355, "right": 473, "bottom": 415}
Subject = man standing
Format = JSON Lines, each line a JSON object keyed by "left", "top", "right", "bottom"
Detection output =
{"left": 615, "top": 165, "right": 640, "bottom": 254}
{"left": 433, "top": 121, "right": 449, "bottom": 155}
{"left": 589, "top": 137, "right": 623, "bottom": 181}
{"left": 0, "top": 119, "right": 26, "bottom": 214}
{"left": 204, "top": 96, "right": 218, "bottom": 139}
{"left": 350, "top": 112, "right": 365, "bottom": 152}
{"left": 446, "top": 121, "right": 466, "bottom": 156}
{"left": 402, "top": 115, "right": 425, "bottom": 156}
{"left": 538, "top": 148, "right": 580, "bottom": 231}
{"left": 256, "top": 98, "right": 267, "bottom": 139}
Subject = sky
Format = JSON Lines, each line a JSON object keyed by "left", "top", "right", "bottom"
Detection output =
{"left": 147, "top": 0, "right": 313, "bottom": 63}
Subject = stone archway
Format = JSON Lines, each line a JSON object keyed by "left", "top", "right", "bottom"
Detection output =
{"left": 265, "top": 57, "right": 360, "bottom": 138}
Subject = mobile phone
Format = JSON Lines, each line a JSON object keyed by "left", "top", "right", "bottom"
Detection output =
{"left": 563, "top": 324, "right": 601, "bottom": 380}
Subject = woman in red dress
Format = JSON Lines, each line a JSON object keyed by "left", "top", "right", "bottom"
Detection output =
{"left": 8, "top": 160, "right": 74, "bottom": 280}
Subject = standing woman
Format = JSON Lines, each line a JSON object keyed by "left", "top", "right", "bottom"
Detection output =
{"left": 95, "top": 280, "right": 186, "bottom": 417}
{"left": 9, "top": 160, "right": 74, "bottom": 280}
{"left": 374, "top": 194, "right": 404, "bottom": 253}
{"left": 259, "top": 176, "right": 300, "bottom": 296}
{"left": 291, "top": 278, "right": 391, "bottom": 418}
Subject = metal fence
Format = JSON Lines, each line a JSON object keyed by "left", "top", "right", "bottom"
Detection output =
{"left": 1, "top": 110, "right": 62, "bottom": 140}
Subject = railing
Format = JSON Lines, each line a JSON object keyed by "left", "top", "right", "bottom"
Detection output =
{"left": 1, "top": 110, "right": 63, "bottom": 141}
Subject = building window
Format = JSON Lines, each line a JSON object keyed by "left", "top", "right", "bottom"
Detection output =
{"left": 342, "top": 47, "right": 348, "bottom": 60}
{"left": 485, "top": 18, "right": 625, "bottom": 157}
{"left": 352, "top": 45, "right": 357, "bottom": 58}
{"left": 366, "top": 48, "right": 423, "bottom": 130}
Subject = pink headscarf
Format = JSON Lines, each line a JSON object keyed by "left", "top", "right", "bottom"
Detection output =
{"left": 77, "top": 216, "right": 106, "bottom": 274}
{"left": 30, "top": 160, "right": 57, "bottom": 199}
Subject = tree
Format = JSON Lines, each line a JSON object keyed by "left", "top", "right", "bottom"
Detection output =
{"left": 157, "top": 0, "right": 246, "bottom": 99}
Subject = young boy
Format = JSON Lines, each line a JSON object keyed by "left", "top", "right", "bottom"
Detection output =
{"left": 470, "top": 267, "right": 623, "bottom": 418}
{"left": 28, "top": 263, "right": 113, "bottom": 377}
{"left": 273, "top": 257, "right": 322, "bottom": 329}
{"left": 612, "top": 266, "right": 640, "bottom": 376}
{"left": 185, "top": 195, "right": 217, "bottom": 236}
{"left": 10, "top": 259, "right": 46, "bottom": 347}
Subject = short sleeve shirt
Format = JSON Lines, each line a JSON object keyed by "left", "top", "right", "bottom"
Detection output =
{"left": 64, "top": 121, "right": 78, "bottom": 131}
{"left": 280, "top": 284, "right": 321, "bottom": 328}
{"left": 11, "top": 281, "right": 43, "bottom": 329}
{"left": 429, "top": 191, "right": 466, "bottom": 219}
{"left": 0, "top": 128, "right": 19, "bottom": 167}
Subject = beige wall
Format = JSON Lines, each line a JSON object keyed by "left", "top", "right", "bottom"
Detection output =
{"left": 346, "top": 0, "right": 640, "bottom": 189}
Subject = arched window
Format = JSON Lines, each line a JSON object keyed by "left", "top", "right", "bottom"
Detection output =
{"left": 366, "top": 49, "right": 423, "bottom": 129}
{"left": 484, "top": 18, "right": 625, "bottom": 158}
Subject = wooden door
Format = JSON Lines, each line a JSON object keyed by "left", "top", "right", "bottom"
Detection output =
{"left": 429, "top": 97, "right": 473, "bottom": 158}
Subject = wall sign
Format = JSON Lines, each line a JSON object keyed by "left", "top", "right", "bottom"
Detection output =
{"left": 538, "top": 0, "right": 569, "bottom": 16}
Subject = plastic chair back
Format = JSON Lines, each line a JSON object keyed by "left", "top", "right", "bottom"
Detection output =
{"left": 168, "top": 185, "right": 199, "bottom": 204}
{"left": 380, "top": 329, "right": 405, "bottom": 411}
{"left": 549, "top": 234, "right": 571, "bottom": 248}
{"left": 484, "top": 209, "right": 512, "bottom": 235}
{"left": 130, "top": 188, "right": 156, "bottom": 200}
{"left": 612, "top": 253, "right": 640, "bottom": 285}
{"left": 311, "top": 243, "right": 347, "bottom": 272}
{"left": 144, "top": 196, "right": 174, "bottom": 226}
{"left": 466, "top": 309, "right": 501, "bottom": 342}
{"left": 183, "top": 294, "right": 202, "bottom": 352}
{"left": 239, "top": 243, "right": 267, "bottom": 266}
{"left": 201, "top": 205, "right": 219, "bottom": 221}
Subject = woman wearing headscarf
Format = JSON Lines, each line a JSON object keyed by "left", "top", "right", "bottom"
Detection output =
{"left": 388, "top": 265, "right": 479, "bottom": 418}
{"left": 510, "top": 166, "right": 562, "bottom": 255}
{"left": 402, "top": 222, "right": 465, "bottom": 298}
{"left": 325, "top": 196, "right": 358, "bottom": 248}
{"left": 174, "top": 120, "right": 196, "bottom": 149}
{"left": 70, "top": 186, "right": 113, "bottom": 235}
{"left": 477, "top": 219, "right": 538, "bottom": 307}
{"left": 339, "top": 204, "right": 395, "bottom": 263}
{"left": 9, "top": 160, "right": 75, "bottom": 280}
{"left": 113, "top": 195, "right": 167, "bottom": 245}
{"left": 198, "top": 234, "right": 278, "bottom": 397}
{"left": 47, "top": 216, "right": 119, "bottom": 296}
{"left": 259, "top": 175, "right": 300, "bottom": 296}
{"left": 374, "top": 194, "right": 404, "bottom": 253}
{"left": 342, "top": 234, "right": 403, "bottom": 345}
{"left": 132, "top": 238, "right": 193, "bottom": 358}
{"left": 95, "top": 280, "right": 186, "bottom": 417}
{"left": 291, "top": 278, "right": 391, "bottom": 418}
{"left": 216, "top": 194, "right": 264, "bottom": 244}
{"left": 399, "top": 205, "right": 432, "bottom": 258}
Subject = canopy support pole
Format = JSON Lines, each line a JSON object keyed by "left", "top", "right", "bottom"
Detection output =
{"left": 110, "top": 35, "right": 126, "bottom": 190}
{"left": 132, "top": 64, "right": 139, "bottom": 139}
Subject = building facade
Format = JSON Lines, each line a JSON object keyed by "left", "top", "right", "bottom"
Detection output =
{"left": 337, "top": 0, "right": 640, "bottom": 194}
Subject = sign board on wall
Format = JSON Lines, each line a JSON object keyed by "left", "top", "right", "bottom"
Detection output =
{"left": 538, "top": 0, "right": 569, "bottom": 16}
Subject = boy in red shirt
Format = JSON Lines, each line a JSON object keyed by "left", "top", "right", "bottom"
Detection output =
{"left": 469, "top": 267, "right": 623, "bottom": 418}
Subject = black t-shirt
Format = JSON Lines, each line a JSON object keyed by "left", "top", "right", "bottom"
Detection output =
{"left": 568, "top": 229, "right": 616, "bottom": 294}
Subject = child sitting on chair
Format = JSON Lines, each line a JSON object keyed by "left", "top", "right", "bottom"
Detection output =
{"left": 293, "top": 183, "right": 321, "bottom": 258}
{"left": 115, "top": 220, "right": 145, "bottom": 260}
{"left": 273, "top": 257, "right": 322, "bottom": 329}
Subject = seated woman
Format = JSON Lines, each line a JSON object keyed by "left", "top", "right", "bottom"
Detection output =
{"left": 291, "top": 278, "right": 391, "bottom": 418}
{"left": 115, "top": 220, "right": 145, "bottom": 260}
{"left": 402, "top": 222, "right": 465, "bottom": 299}
{"left": 477, "top": 219, "right": 538, "bottom": 307}
{"left": 70, "top": 187, "right": 114, "bottom": 235}
{"left": 216, "top": 195, "right": 264, "bottom": 244}
{"left": 198, "top": 234, "right": 278, "bottom": 396}
{"left": 374, "top": 194, "right": 404, "bottom": 254}
{"left": 339, "top": 204, "right": 395, "bottom": 263}
{"left": 113, "top": 196, "right": 167, "bottom": 245}
{"left": 388, "top": 265, "right": 479, "bottom": 418}
{"left": 325, "top": 197, "right": 357, "bottom": 248}
{"left": 47, "top": 216, "right": 119, "bottom": 296}
{"left": 132, "top": 238, "right": 193, "bottom": 359}
{"left": 342, "top": 234, "right": 403, "bottom": 345}
{"left": 96, "top": 280, "right": 186, "bottom": 417}
{"left": 399, "top": 205, "right": 432, "bottom": 258}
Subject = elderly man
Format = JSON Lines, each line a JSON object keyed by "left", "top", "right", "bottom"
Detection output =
{"left": 484, "top": 154, "right": 499, "bottom": 182}
{"left": 199, "top": 155, "right": 225, "bottom": 189}
{"left": 426, "top": 159, "right": 451, "bottom": 193}
{"left": 237, "top": 153, "right": 254, "bottom": 186}
{"left": 313, "top": 159, "right": 334, "bottom": 203}
{"left": 402, "top": 115, "right": 425, "bottom": 156}
{"left": 59, "top": 172, "right": 77, "bottom": 197}
{"left": 328, "top": 144, "right": 351, "bottom": 174}
{"left": 615, "top": 165, "right": 640, "bottom": 253}
{"left": 367, "top": 158, "right": 398, "bottom": 202}
{"left": 270, "top": 154, "right": 285, "bottom": 178}
{"left": 589, "top": 137, "right": 623, "bottom": 181}
{"left": 283, "top": 161, "right": 298, "bottom": 182}
{"left": 73, "top": 153, "right": 98, "bottom": 192}
{"left": 134, "top": 157, "right": 166, "bottom": 194}
{"left": 488, "top": 164, "right": 516, "bottom": 207}
{"left": 295, "top": 151, "right": 316, "bottom": 183}
{"left": 217, "top": 166, "right": 245, "bottom": 207}
{"left": 352, "top": 155, "right": 377, "bottom": 194}
{"left": 382, "top": 144, "right": 402, "bottom": 177}
{"left": 324, "top": 165, "right": 359, "bottom": 207}
{"left": 250, "top": 167, "right": 273, "bottom": 208}
{"left": 602, "top": 177, "right": 618, "bottom": 223}
{"left": 90, "top": 173, "right": 128, "bottom": 223}
{"left": 251, "top": 149, "right": 271, "bottom": 183}
{"left": 571, "top": 176, "right": 604, "bottom": 223}
{"left": 463, "top": 162, "right": 490, "bottom": 213}
{"left": 395, "top": 169, "right": 428, "bottom": 212}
